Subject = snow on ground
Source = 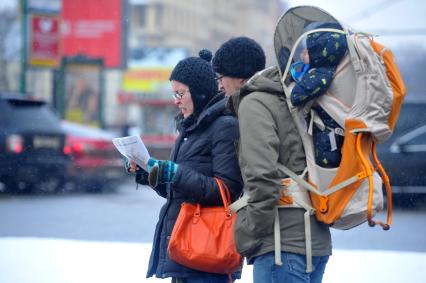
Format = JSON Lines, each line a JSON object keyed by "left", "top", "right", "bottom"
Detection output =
{"left": 0, "top": 237, "right": 424, "bottom": 283}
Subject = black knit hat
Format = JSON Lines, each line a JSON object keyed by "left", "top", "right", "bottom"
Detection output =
{"left": 213, "top": 36, "right": 266, "bottom": 79}
{"left": 170, "top": 49, "right": 218, "bottom": 116}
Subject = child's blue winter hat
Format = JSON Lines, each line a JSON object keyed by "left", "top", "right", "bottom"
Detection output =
{"left": 306, "top": 22, "right": 347, "bottom": 68}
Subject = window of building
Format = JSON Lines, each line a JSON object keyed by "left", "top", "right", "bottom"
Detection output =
{"left": 138, "top": 5, "right": 147, "bottom": 27}
{"left": 155, "top": 4, "right": 163, "bottom": 26}
{"left": 142, "top": 105, "right": 177, "bottom": 136}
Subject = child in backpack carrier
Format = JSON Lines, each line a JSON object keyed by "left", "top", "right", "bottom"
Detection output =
{"left": 290, "top": 23, "right": 348, "bottom": 168}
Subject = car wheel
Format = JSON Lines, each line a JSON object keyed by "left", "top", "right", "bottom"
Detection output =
{"left": 393, "top": 193, "right": 426, "bottom": 208}
{"left": 2, "top": 178, "right": 31, "bottom": 194}
{"left": 85, "top": 182, "right": 105, "bottom": 193}
{"left": 0, "top": 179, "right": 14, "bottom": 194}
{"left": 32, "top": 177, "right": 64, "bottom": 194}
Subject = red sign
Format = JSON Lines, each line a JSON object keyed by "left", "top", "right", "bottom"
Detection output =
{"left": 61, "top": 0, "right": 122, "bottom": 68}
{"left": 30, "top": 14, "right": 61, "bottom": 68}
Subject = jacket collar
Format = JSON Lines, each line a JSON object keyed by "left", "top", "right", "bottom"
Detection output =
{"left": 183, "top": 92, "right": 228, "bottom": 133}
{"left": 228, "top": 66, "right": 284, "bottom": 116}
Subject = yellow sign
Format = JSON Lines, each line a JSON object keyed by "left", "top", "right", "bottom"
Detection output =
{"left": 122, "top": 68, "right": 172, "bottom": 93}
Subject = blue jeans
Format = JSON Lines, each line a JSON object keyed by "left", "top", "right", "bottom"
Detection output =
{"left": 172, "top": 274, "right": 230, "bottom": 283}
{"left": 253, "top": 252, "right": 329, "bottom": 283}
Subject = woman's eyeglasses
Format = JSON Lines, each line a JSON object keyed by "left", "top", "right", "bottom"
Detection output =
{"left": 172, "top": 90, "right": 188, "bottom": 100}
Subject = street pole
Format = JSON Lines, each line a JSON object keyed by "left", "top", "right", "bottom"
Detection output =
{"left": 19, "top": 0, "right": 28, "bottom": 94}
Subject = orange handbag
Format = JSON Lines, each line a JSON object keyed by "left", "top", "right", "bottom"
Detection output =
{"left": 167, "top": 177, "right": 242, "bottom": 274}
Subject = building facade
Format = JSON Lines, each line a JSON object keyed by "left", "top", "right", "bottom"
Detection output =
{"left": 129, "top": 0, "right": 283, "bottom": 62}
{"left": 122, "top": 0, "right": 286, "bottom": 154}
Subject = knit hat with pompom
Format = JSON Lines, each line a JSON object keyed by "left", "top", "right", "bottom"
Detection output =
{"left": 170, "top": 49, "right": 218, "bottom": 115}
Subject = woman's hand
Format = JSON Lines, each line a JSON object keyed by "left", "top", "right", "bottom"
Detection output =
{"left": 124, "top": 158, "right": 142, "bottom": 174}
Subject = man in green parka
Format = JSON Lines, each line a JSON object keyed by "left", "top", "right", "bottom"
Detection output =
{"left": 213, "top": 36, "right": 332, "bottom": 283}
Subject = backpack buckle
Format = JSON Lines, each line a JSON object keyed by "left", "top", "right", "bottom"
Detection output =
{"left": 319, "top": 196, "right": 329, "bottom": 213}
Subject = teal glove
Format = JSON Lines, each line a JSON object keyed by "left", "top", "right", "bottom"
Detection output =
{"left": 147, "top": 158, "right": 179, "bottom": 187}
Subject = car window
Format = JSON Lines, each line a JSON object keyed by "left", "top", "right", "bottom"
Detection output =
{"left": 392, "top": 125, "right": 426, "bottom": 153}
{"left": 2, "top": 99, "right": 61, "bottom": 130}
{"left": 61, "top": 121, "right": 115, "bottom": 139}
{"left": 395, "top": 103, "right": 426, "bottom": 133}
{"left": 407, "top": 132, "right": 426, "bottom": 145}
{"left": 383, "top": 103, "right": 426, "bottom": 147}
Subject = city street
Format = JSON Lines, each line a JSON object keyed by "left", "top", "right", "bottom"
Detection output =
{"left": 1, "top": 180, "right": 426, "bottom": 283}
{"left": 1, "top": 180, "right": 425, "bottom": 252}
{"left": 0, "top": 0, "right": 425, "bottom": 282}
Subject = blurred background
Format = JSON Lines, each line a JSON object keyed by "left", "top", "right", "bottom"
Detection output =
{"left": 0, "top": 0, "right": 285, "bottom": 153}
{"left": 0, "top": 0, "right": 425, "bottom": 148}
{"left": 0, "top": 1, "right": 424, "bottom": 195}
{"left": 0, "top": 1, "right": 426, "bottom": 282}
{"left": 0, "top": 0, "right": 425, "bottom": 195}
{"left": 0, "top": 0, "right": 425, "bottom": 153}
{"left": 0, "top": 0, "right": 288, "bottom": 194}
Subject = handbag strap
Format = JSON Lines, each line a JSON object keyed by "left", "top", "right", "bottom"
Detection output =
{"left": 214, "top": 177, "right": 232, "bottom": 215}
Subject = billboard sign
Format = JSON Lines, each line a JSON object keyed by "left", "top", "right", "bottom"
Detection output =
{"left": 29, "top": 14, "right": 61, "bottom": 68}
{"left": 29, "top": 0, "right": 61, "bottom": 13}
{"left": 64, "top": 62, "right": 103, "bottom": 127}
{"left": 123, "top": 68, "right": 171, "bottom": 93}
{"left": 61, "top": 0, "right": 122, "bottom": 68}
{"left": 120, "top": 48, "right": 187, "bottom": 102}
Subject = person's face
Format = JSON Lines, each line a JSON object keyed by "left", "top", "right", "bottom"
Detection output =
{"left": 217, "top": 74, "right": 246, "bottom": 97}
{"left": 171, "top": 80, "right": 194, "bottom": 118}
{"left": 301, "top": 48, "right": 310, "bottom": 64}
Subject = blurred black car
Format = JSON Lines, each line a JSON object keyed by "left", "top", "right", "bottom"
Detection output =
{"left": 62, "top": 121, "right": 127, "bottom": 192}
{"left": 0, "top": 93, "right": 70, "bottom": 193}
{"left": 377, "top": 102, "right": 426, "bottom": 195}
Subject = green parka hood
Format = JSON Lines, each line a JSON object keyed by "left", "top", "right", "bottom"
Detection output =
{"left": 229, "top": 66, "right": 284, "bottom": 116}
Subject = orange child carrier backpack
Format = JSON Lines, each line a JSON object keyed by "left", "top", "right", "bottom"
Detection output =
{"left": 270, "top": 6, "right": 406, "bottom": 272}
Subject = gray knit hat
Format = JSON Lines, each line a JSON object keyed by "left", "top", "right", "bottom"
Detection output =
{"left": 169, "top": 49, "right": 217, "bottom": 116}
